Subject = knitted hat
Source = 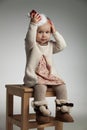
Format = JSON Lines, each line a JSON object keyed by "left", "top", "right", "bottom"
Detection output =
{"left": 28, "top": 10, "right": 48, "bottom": 26}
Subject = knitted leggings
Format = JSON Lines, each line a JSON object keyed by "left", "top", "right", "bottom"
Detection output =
{"left": 34, "top": 84, "right": 67, "bottom": 101}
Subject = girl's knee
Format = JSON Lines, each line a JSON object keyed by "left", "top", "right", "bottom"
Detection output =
{"left": 34, "top": 84, "right": 47, "bottom": 92}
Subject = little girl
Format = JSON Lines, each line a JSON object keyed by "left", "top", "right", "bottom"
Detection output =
{"left": 23, "top": 10, "right": 74, "bottom": 123}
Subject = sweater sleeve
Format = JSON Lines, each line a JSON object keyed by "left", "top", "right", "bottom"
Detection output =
{"left": 25, "top": 22, "right": 38, "bottom": 50}
{"left": 52, "top": 31, "right": 67, "bottom": 54}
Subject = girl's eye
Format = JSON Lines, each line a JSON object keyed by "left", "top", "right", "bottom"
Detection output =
{"left": 38, "top": 31, "right": 43, "bottom": 33}
{"left": 46, "top": 31, "right": 50, "bottom": 33}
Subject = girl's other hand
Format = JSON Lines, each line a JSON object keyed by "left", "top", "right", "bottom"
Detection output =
{"left": 50, "top": 21, "right": 56, "bottom": 33}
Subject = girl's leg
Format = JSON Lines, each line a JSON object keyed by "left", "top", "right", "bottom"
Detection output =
{"left": 34, "top": 84, "right": 47, "bottom": 101}
{"left": 53, "top": 84, "right": 67, "bottom": 100}
{"left": 52, "top": 84, "right": 74, "bottom": 122}
{"left": 32, "top": 84, "right": 51, "bottom": 124}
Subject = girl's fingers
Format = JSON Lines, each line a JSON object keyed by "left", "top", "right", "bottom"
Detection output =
{"left": 33, "top": 13, "right": 41, "bottom": 22}
{"left": 30, "top": 13, "right": 34, "bottom": 18}
{"left": 37, "top": 17, "right": 42, "bottom": 22}
{"left": 50, "top": 21, "right": 54, "bottom": 26}
{"left": 34, "top": 13, "right": 41, "bottom": 19}
{"left": 35, "top": 17, "right": 41, "bottom": 23}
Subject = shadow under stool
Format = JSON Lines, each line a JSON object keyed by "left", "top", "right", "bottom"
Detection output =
{"left": 5, "top": 84, "right": 63, "bottom": 130}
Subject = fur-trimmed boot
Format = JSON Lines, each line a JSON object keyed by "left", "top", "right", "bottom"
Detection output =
{"left": 55, "top": 99, "right": 74, "bottom": 122}
{"left": 31, "top": 100, "right": 51, "bottom": 124}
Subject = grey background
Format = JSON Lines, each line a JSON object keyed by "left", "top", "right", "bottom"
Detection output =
{"left": 0, "top": 0, "right": 87, "bottom": 130}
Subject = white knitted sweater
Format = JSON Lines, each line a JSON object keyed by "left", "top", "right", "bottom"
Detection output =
{"left": 23, "top": 22, "right": 67, "bottom": 87}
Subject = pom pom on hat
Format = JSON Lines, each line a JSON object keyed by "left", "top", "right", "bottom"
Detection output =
{"left": 28, "top": 10, "right": 48, "bottom": 26}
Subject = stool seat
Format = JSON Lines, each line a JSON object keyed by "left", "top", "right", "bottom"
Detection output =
{"left": 5, "top": 84, "right": 63, "bottom": 130}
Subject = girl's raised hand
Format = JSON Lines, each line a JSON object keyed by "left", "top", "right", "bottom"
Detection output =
{"left": 50, "top": 21, "right": 56, "bottom": 33}
{"left": 30, "top": 10, "right": 41, "bottom": 24}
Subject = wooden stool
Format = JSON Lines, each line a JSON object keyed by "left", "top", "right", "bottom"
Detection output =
{"left": 5, "top": 84, "right": 63, "bottom": 130}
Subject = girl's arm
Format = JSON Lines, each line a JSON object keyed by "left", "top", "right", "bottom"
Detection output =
{"left": 51, "top": 22, "right": 67, "bottom": 54}
{"left": 25, "top": 23, "right": 37, "bottom": 50}
{"left": 25, "top": 12, "right": 41, "bottom": 50}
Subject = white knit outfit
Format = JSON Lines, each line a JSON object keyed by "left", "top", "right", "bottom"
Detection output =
{"left": 23, "top": 22, "right": 67, "bottom": 87}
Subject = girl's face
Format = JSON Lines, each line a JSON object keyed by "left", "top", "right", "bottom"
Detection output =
{"left": 36, "top": 22, "right": 51, "bottom": 45}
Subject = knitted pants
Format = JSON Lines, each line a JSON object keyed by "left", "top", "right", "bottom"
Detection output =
{"left": 34, "top": 84, "right": 67, "bottom": 101}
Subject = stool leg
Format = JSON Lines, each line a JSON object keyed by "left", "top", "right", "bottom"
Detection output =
{"left": 55, "top": 121, "right": 63, "bottom": 130}
{"left": 21, "top": 93, "right": 29, "bottom": 130}
{"left": 6, "top": 90, "right": 13, "bottom": 130}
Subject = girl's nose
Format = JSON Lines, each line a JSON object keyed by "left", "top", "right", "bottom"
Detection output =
{"left": 42, "top": 33, "right": 46, "bottom": 37}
